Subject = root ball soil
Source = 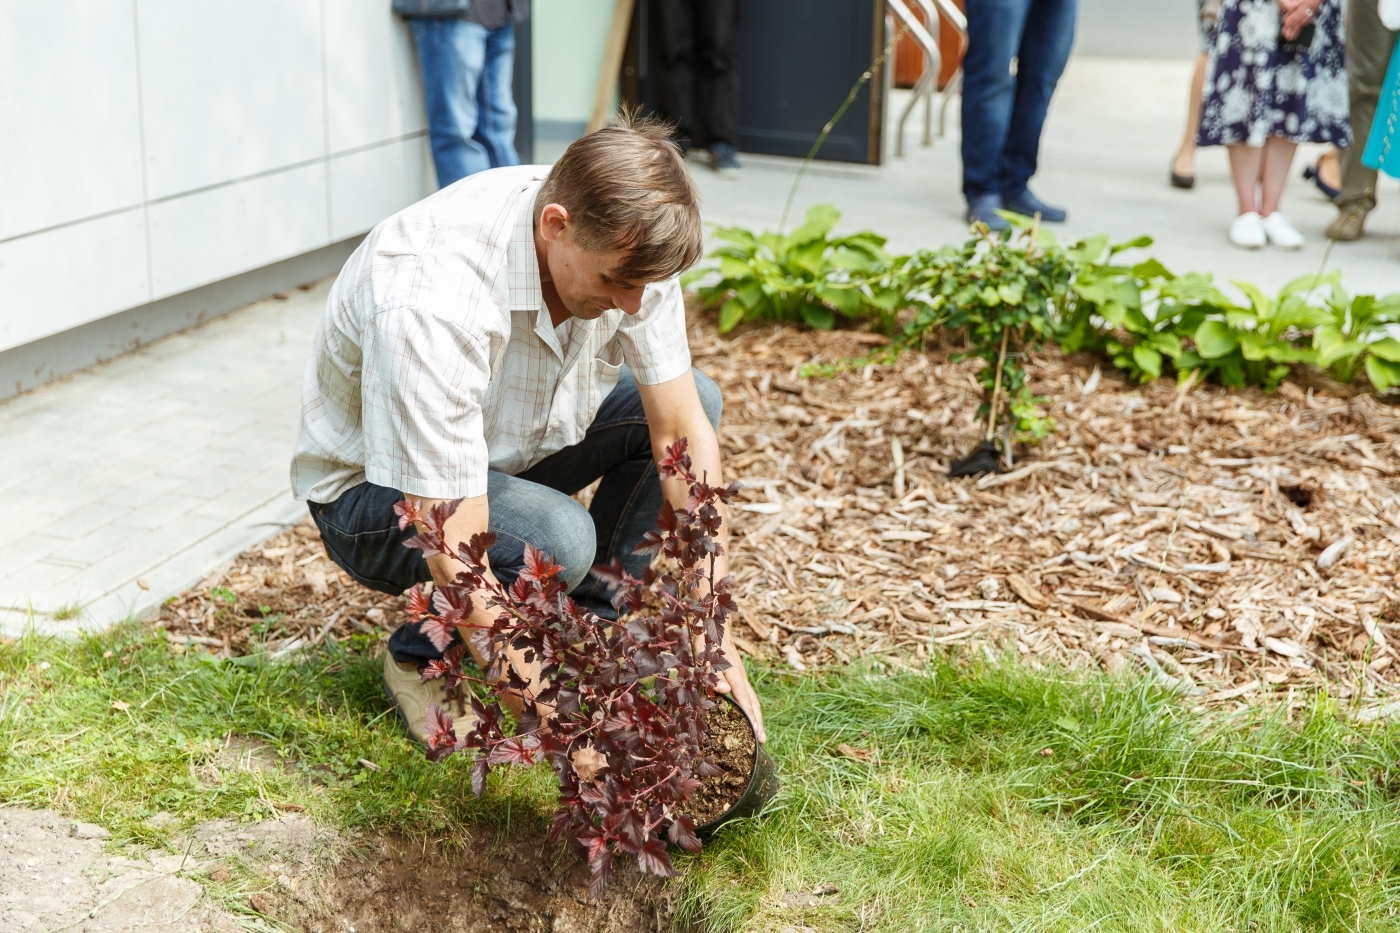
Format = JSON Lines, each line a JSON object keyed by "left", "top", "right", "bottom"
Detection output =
{"left": 687, "top": 700, "right": 757, "bottom": 826}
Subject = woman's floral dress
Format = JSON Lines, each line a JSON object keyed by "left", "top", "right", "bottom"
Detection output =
{"left": 1197, "top": 0, "right": 1351, "bottom": 147}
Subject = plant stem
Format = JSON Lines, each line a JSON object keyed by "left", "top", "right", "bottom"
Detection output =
{"left": 985, "top": 328, "right": 1011, "bottom": 442}
{"left": 779, "top": 26, "right": 902, "bottom": 233}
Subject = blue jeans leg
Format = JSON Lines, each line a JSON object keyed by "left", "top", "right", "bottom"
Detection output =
{"left": 960, "top": 0, "right": 1075, "bottom": 202}
{"left": 307, "top": 367, "right": 722, "bottom": 665}
{"left": 1000, "top": 0, "right": 1077, "bottom": 199}
{"left": 473, "top": 23, "right": 520, "bottom": 170}
{"left": 410, "top": 18, "right": 517, "bottom": 187}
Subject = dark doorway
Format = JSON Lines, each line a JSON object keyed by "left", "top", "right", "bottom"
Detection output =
{"left": 622, "top": 0, "right": 885, "bottom": 165}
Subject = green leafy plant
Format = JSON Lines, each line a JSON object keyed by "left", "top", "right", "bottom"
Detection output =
{"left": 1059, "top": 236, "right": 1221, "bottom": 384}
{"left": 1313, "top": 284, "right": 1400, "bottom": 391}
{"left": 694, "top": 205, "right": 1400, "bottom": 398}
{"left": 692, "top": 205, "right": 903, "bottom": 333}
{"left": 1186, "top": 277, "right": 1332, "bottom": 391}
{"left": 899, "top": 217, "right": 1068, "bottom": 441}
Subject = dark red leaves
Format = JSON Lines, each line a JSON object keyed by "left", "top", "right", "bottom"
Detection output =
{"left": 667, "top": 815, "right": 702, "bottom": 852}
{"left": 521, "top": 544, "right": 564, "bottom": 584}
{"left": 636, "top": 838, "right": 679, "bottom": 878}
{"left": 424, "top": 704, "right": 457, "bottom": 760}
{"left": 393, "top": 434, "right": 741, "bottom": 895}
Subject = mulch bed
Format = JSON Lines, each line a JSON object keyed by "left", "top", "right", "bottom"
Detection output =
{"left": 162, "top": 313, "right": 1400, "bottom": 714}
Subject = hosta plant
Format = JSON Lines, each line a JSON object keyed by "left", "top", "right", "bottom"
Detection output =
{"left": 1312, "top": 282, "right": 1400, "bottom": 391}
{"left": 393, "top": 439, "right": 740, "bottom": 896}
{"left": 692, "top": 204, "right": 906, "bottom": 333}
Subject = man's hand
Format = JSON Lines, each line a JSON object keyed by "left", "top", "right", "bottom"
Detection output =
{"left": 715, "top": 631, "right": 766, "bottom": 743}
{"left": 639, "top": 370, "right": 767, "bottom": 745}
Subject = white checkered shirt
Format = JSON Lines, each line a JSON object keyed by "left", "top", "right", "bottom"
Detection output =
{"left": 290, "top": 165, "right": 693, "bottom": 504}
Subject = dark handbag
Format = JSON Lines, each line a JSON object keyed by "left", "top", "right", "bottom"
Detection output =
{"left": 392, "top": 0, "right": 471, "bottom": 16}
{"left": 1279, "top": 21, "right": 1316, "bottom": 50}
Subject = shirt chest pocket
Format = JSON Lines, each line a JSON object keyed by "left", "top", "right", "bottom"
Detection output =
{"left": 575, "top": 342, "right": 624, "bottom": 433}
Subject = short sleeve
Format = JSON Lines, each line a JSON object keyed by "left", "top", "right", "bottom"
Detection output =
{"left": 360, "top": 304, "right": 494, "bottom": 500}
{"left": 612, "top": 276, "right": 692, "bottom": 385}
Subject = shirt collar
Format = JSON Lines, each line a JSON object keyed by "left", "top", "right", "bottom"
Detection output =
{"left": 508, "top": 182, "right": 543, "bottom": 313}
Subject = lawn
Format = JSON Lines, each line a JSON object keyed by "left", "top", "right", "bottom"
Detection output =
{"left": 5, "top": 624, "right": 1400, "bottom": 931}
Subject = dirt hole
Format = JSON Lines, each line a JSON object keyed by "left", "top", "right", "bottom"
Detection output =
{"left": 1280, "top": 482, "right": 1316, "bottom": 509}
{"left": 287, "top": 829, "right": 677, "bottom": 933}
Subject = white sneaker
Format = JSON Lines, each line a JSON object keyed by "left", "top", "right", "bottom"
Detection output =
{"left": 1261, "top": 212, "right": 1305, "bottom": 250}
{"left": 1229, "top": 212, "right": 1266, "bottom": 249}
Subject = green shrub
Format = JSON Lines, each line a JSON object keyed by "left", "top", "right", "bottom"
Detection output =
{"left": 692, "top": 205, "right": 904, "bottom": 334}
{"left": 693, "top": 205, "right": 1400, "bottom": 397}
{"left": 898, "top": 218, "right": 1071, "bottom": 439}
{"left": 1313, "top": 283, "right": 1400, "bottom": 390}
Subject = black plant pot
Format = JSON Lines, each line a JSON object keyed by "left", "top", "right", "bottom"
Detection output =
{"left": 695, "top": 694, "right": 780, "bottom": 839}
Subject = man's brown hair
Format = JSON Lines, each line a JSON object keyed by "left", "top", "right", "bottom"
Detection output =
{"left": 536, "top": 110, "right": 703, "bottom": 283}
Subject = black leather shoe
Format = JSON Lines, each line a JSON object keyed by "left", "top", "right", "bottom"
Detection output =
{"left": 1170, "top": 160, "right": 1195, "bottom": 189}
{"left": 966, "top": 194, "right": 1010, "bottom": 231}
{"left": 1003, "top": 188, "right": 1066, "bottom": 222}
{"left": 1302, "top": 163, "right": 1340, "bottom": 201}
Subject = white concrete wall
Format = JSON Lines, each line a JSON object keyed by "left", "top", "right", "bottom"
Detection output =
{"left": 0, "top": 0, "right": 434, "bottom": 355}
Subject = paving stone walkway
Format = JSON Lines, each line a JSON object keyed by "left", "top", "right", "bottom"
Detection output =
{"left": 0, "top": 284, "right": 327, "bottom": 636}
{"left": 5, "top": 56, "right": 1398, "bottom": 637}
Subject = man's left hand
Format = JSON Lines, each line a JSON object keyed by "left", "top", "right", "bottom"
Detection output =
{"left": 714, "top": 633, "right": 767, "bottom": 743}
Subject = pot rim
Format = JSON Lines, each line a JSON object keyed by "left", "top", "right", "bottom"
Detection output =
{"left": 694, "top": 692, "right": 772, "bottom": 834}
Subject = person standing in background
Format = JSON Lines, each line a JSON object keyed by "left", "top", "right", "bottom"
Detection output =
{"left": 1326, "top": 0, "right": 1399, "bottom": 240}
{"left": 654, "top": 0, "right": 743, "bottom": 175}
{"left": 396, "top": 0, "right": 530, "bottom": 188}
{"left": 1170, "top": 0, "right": 1222, "bottom": 189}
{"left": 961, "top": 0, "right": 1078, "bottom": 231}
{"left": 1198, "top": 0, "right": 1350, "bottom": 250}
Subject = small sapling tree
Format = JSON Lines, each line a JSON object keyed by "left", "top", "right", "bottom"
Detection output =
{"left": 393, "top": 439, "right": 742, "bottom": 896}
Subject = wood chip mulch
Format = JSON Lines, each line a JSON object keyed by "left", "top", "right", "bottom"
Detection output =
{"left": 162, "top": 314, "right": 1400, "bottom": 714}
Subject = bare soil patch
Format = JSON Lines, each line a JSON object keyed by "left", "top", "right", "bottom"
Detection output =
{"left": 162, "top": 315, "right": 1400, "bottom": 710}
{"left": 284, "top": 830, "right": 673, "bottom": 933}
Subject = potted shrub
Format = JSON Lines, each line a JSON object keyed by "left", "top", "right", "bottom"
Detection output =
{"left": 393, "top": 439, "right": 776, "bottom": 895}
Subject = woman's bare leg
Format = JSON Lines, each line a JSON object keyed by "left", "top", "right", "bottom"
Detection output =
{"left": 1317, "top": 147, "right": 1341, "bottom": 192}
{"left": 1260, "top": 136, "right": 1298, "bottom": 215}
{"left": 1173, "top": 53, "right": 1210, "bottom": 178}
{"left": 1227, "top": 143, "right": 1263, "bottom": 214}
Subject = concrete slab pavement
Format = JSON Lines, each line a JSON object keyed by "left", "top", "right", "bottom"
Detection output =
{"left": 0, "top": 284, "right": 325, "bottom": 637}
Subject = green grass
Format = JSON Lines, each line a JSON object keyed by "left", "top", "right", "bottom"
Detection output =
{"left": 5, "top": 625, "right": 1400, "bottom": 931}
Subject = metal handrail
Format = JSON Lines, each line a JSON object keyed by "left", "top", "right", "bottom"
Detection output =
{"left": 888, "top": 0, "right": 967, "bottom": 155}
{"left": 887, "top": 0, "right": 939, "bottom": 157}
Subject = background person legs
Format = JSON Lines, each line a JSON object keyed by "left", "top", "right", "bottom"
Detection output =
{"left": 961, "top": 0, "right": 1032, "bottom": 230}
{"left": 694, "top": 0, "right": 741, "bottom": 169}
{"left": 961, "top": 0, "right": 1075, "bottom": 230}
{"left": 1330, "top": 0, "right": 1400, "bottom": 239}
{"left": 654, "top": 0, "right": 742, "bottom": 172}
{"left": 410, "top": 18, "right": 518, "bottom": 188}
{"left": 655, "top": 0, "right": 700, "bottom": 151}
{"left": 472, "top": 22, "right": 521, "bottom": 171}
{"left": 998, "top": 0, "right": 1076, "bottom": 220}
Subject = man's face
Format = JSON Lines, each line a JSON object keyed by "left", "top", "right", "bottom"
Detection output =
{"left": 537, "top": 204, "right": 650, "bottom": 320}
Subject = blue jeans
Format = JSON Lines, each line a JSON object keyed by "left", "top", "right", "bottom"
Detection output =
{"left": 410, "top": 17, "right": 520, "bottom": 188}
{"left": 307, "top": 368, "right": 722, "bottom": 665}
{"left": 960, "top": 0, "right": 1077, "bottom": 202}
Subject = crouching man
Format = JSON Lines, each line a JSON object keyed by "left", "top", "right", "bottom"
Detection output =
{"left": 290, "top": 115, "right": 764, "bottom": 744}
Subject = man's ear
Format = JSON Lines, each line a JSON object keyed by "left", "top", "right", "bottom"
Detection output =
{"left": 538, "top": 203, "right": 571, "bottom": 243}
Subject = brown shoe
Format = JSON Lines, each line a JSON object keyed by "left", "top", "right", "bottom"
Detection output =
{"left": 382, "top": 654, "right": 475, "bottom": 746}
{"left": 1326, "top": 208, "right": 1367, "bottom": 241}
